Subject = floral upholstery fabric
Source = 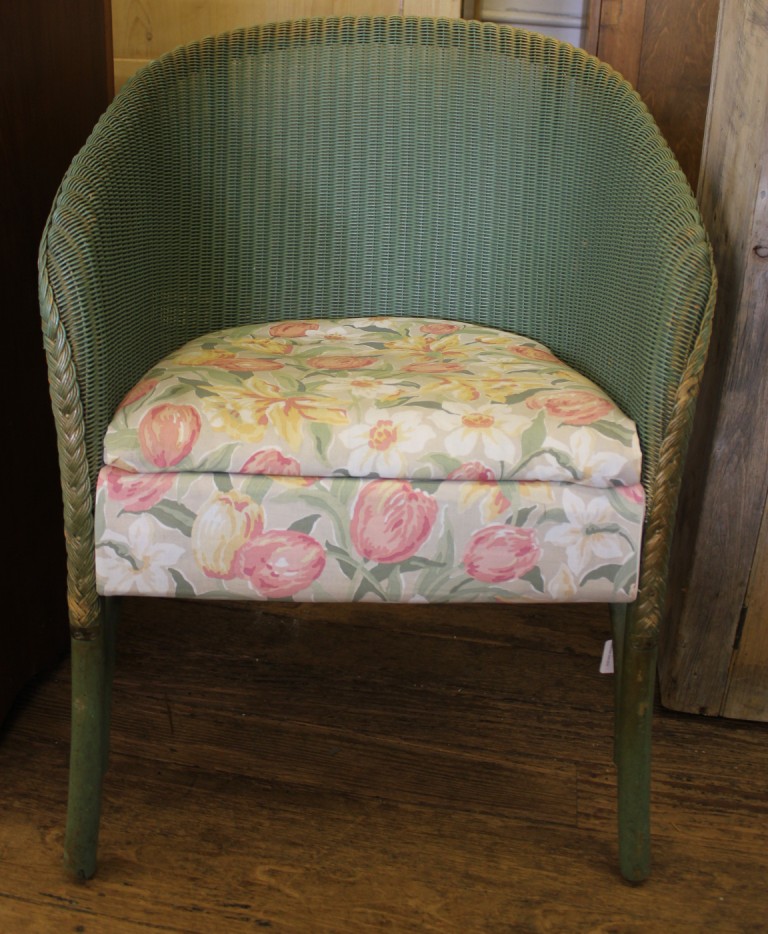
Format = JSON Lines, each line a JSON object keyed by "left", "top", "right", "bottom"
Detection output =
{"left": 96, "top": 317, "right": 645, "bottom": 604}
{"left": 95, "top": 468, "right": 644, "bottom": 603}
{"left": 104, "top": 317, "right": 641, "bottom": 486}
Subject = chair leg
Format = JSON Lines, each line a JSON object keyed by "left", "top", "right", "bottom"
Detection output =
{"left": 609, "top": 604, "right": 627, "bottom": 767}
{"left": 101, "top": 597, "right": 119, "bottom": 776}
{"left": 614, "top": 601, "right": 657, "bottom": 884}
{"left": 64, "top": 597, "right": 117, "bottom": 881}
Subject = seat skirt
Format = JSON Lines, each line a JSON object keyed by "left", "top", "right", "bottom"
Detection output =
{"left": 95, "top": 467, "right": 644, "bottom": 603}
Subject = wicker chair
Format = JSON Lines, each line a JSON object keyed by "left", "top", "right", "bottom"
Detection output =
{"left": 39, "top": 17, "right": 715, "bottom": 883}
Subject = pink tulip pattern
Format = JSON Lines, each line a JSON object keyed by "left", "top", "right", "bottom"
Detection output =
{"left": 138, "top": 404, "right": 201, "bottom": 468}
{"left": 464, "top": 526, "right": 542, "bottom": 583}
{"left": 351, "top": 480, "right": 438, "bottom": 563}
{"left": 101, "top": 467, "right": 175, "bottom": 512}
{"left": 238, "top": 530, "right": 326, "bottom": 598}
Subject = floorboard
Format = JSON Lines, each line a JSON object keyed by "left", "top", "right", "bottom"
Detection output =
{"left": 1, "top": 599, "right": 766, "bottom": 932}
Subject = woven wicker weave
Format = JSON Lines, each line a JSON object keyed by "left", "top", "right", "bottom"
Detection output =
{"left": 39, "top": 17, "right": 715, "bottom": 882}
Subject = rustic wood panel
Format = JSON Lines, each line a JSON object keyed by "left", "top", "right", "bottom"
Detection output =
{"left": 112, "top": 0, "right": 460, "bottom": 91}
{"left": 661, "top": 0, "right": 768, "bottom": 717}
{"left": 634, "top": 0, "right": 719, "bottom": 187}
{"left": 723, "top": 494, "right": 768, "bottom": 720}
{"left": 582, "top": 0, "right": 601, "bottom": 55}
{"left": 405, "top": 0, "right": 461, "bottom": 14}
{"left": 0, "top": 598, "right": 766, "bottom": 930}
{"left": 596, "top": 0, "right": 648, "bottom": 85}
{"left": 595, "top": 0, "right": 718, "bottom": 188}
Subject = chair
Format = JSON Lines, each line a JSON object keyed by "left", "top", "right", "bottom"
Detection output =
{"left": 39, "top": 17, "right": 715, "bottom": 883}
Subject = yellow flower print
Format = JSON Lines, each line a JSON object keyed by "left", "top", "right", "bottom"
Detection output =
{"left": 320, "top": 376, "right": 408, "bottom": 404}
{"left": 224, "top": 336, "right": 294, "bottom": 356}
{"left": 390, "top": 332, "right": 469, "bottom": 364}
{"left": 421, "top": 377, "right": 481, "bottom": 403}
{"left": 446, "top": 461, "right": 511, "bottom": 521}
{"left": 191, "top": 490, "right": 264, "bottom": 579}
{"left": 518, "top": 481, "right": 556, "bottom": 502}
{"left": 473, "top": 334, "right": 510, "bottom": 347}
{"left": 547, "top": 564, "right": 580, "bottom": 600}
{"left": 168, "top": 349, "right": 230, "bottom": 367}
{"left": 480, "top": 374, "right": 557, "bottom": 403}
{"left": 458, "top": 483, "right": 511, "bottom": 522}
{"left": 203, "top": 380, "right": 348, "bottom": 449}
{"left": 166, "top": 349, "right": 285, "bottom": 372}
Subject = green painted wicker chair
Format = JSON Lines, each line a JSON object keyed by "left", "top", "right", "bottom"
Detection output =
{"left": 39, "top": 17, "right": 715, "bottom": 883}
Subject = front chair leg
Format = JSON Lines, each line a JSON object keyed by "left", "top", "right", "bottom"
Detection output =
{"left": 64, "top": 597, "right": 117, "bottom": 881}
{"left": 610, "top": 604, "right": 627, "bottom": 767}
{"left": 615, "top": 602, "right": 657, "bottom": 884}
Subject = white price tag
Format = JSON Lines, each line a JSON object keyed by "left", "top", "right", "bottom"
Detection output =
{"left": 600, "top": 639, "right": 614, "bottom": 674}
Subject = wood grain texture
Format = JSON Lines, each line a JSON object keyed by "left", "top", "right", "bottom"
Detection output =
{"left": 723, "top": 493, "right": 768, "bottom": 720}
{"left": 1, "top": 598, "right": 766, "bottom": 931}
{"left": 634, "top": 0, "right": 719, "bottom": 187}
{"left": 662, "top": 0, "right": 768, "bottom": 717}
{"left": 596, "top": 0, "right": 648, "bottom": 85}
{"left": 111, "top": 0, "right": 460, "bottom": 91}
{"left": 583, "top": 0, "right": 602, "bottom": 55}
{"left": 405, "top": 0, "right": 461, "bottom": 15}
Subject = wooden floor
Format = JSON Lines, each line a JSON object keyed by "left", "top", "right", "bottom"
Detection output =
{"left": 1, "top": 599, "right": 766, "bottom": 933}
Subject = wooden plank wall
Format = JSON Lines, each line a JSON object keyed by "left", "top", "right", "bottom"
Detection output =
{"left": 112, "top": 0, "right": 461, "bottom": 91}
{"left": 596, "top": 0, "right": 647, "bottom": 85}
{"left": 661, "top": 0, "right": 768, "bottom": 719}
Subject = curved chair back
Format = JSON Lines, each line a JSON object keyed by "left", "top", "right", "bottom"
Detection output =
{"left": 41, "top": 18, "right": 713, "bottom": 502}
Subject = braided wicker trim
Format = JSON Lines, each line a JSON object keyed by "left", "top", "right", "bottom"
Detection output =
{"left": 38, "top": 225, "right": 100, "bottom": 638}
{"left": 632, "top": 254, "right": 717, "bottom": 646}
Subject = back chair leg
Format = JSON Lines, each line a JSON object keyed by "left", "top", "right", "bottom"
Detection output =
{"left": 64, "top": 597, "right": 117, "bottom": 881}
{"left": 614, "top": 601, "right": 657, "bottom": 884}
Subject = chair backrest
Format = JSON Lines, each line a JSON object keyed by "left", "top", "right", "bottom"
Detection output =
{"left": 40, "top": 17, "right": 713, "bottom": 497}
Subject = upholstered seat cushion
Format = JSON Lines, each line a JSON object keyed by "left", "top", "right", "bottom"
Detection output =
{"left": 104, "top": 317, "right": 642, "bottom": 487}
{"left": 96, "top": 317, "right": 645, "bottom": 604}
